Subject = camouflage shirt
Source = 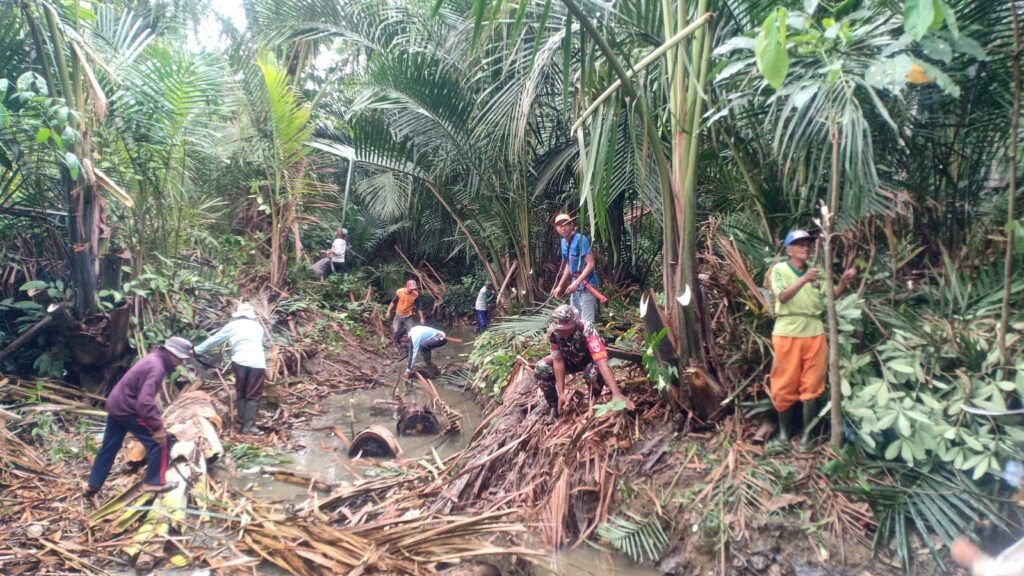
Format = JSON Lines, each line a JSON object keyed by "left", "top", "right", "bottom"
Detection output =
{"left": 546, "top": 319, "right": 608, "bottom": 367}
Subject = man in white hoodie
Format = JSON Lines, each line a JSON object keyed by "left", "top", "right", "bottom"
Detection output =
{"left": 194, "top": 302, "right": 267, "bottom": 434}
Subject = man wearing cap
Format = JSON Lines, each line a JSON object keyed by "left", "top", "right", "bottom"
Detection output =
{"left": 387, "top": 279, "right": 426, "bottom": 344}
{"left": 770, "top": 229, "right": 856, "bottom": 448}
{"left": 85, "top": 337, "right": 193, "bottom": 497}
{"left": 551, "top": 213, "right": 601, "bottom": 323}
{"left": 405, "top": 325, "right": 448, "bottom": 377}
{"left": 535, "top": 304, "right": 634, "bottom": 418}
{"left": 194, "top": 302, "right": 267, "bottom": 434}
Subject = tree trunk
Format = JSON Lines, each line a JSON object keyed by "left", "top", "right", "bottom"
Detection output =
{"left": 826, "top": 123, "right": 844, "bottom": 448}
{"left": 67, "top": 166, "right": 98, "bottom": 318}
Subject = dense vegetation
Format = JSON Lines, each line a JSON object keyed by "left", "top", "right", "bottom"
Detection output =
{"left": 2, "top": 0, "right": 1023, "bottom": 570}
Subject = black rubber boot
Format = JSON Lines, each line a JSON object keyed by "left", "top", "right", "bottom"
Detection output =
{"left": 234, "top": 399, "right": 245, "bottom": 432}
{"left": 241, "top": 400, "right": 259, "bottom": 434}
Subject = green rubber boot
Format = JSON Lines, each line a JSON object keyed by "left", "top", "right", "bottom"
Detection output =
{"left": 772, "top": 407, "right": 795, "bottom": 450}
{"left": 799, "top": 398, "right": 822, "bottom": 451}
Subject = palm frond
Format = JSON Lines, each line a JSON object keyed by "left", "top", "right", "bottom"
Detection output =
{"left": 595, "top": 511, "right": 670, "bottom": 564}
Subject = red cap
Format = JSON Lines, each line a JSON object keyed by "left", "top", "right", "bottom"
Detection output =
{"left": 406, "top": 279, "right": 418, "bottom": 290}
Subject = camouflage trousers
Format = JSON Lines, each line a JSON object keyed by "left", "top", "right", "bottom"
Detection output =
{"left": 534, "top": 356, "right": 605, "bottom": 415}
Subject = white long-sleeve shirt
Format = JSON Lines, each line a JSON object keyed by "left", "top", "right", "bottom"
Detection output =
{"left": 972, "top": 537, "right": 1024, "bottom": 576}
{"left": 330, "top": 238, "right": 347, "bottom": 263}
{"left": 194, "top": 318, "right": 266, "bottom": 369}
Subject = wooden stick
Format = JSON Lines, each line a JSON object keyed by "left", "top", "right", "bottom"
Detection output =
{"left": 0, "top": 309, "right": 55, "bottom": 360}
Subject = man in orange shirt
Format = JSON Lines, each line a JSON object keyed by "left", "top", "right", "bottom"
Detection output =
{"left": 386, "top": 279, "right": 426, "bottom": 343}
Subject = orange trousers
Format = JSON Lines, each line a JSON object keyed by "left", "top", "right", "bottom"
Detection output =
{"left": 769, "top": 334, "right": 826, "bottom": 412}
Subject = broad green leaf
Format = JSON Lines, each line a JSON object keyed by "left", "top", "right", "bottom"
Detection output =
{"left": 0, "top": 103, "right": 7, "bottom": 129}
{"left": 921, "top": 36, "right": 953, "bottom": 64}
{"left": 61, "top": 126, "right": 76, "bottom": 148}
{"left": 972, "top": 456, "right": 989, "bottom": 480}
{"left": 20, "top": 280, "right": 49, "bottom": 291}
{"left": 65, "top": 152, "right": 80, "bottom": 181}
{"left": 865, "top": 55, "right": 912, "bottom": 94}
{"left": 889, "top": 361, "right": 916, "bottom": 375}
{"left": 917, "top": 60, "right": 960, "bottom": 98}
{"left": 755, "top": 8, "right": 789, "bottom": 90}
{"left": 905, "top": 0, "right": 935, "bottom": 40}
{"left": 885, "top": 439, "right": 902, "bottom": 460}
{"left": 954, "top": 35, "right": 986, "bottom": 60}
{"left": 803, "top": 0, "right": 819, "bottom": 15}
{"left": 36, "top": 128, "right": 51, "bottom": 143}
{"left": 900, "top": 441, "right": 914, "bottom": 464}
{"left": 898, "top": 413, "right": 912, "bottom": 437}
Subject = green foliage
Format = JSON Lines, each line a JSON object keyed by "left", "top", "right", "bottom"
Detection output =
{"left": 835, "top": 464, "right": 1011, "bottom": 570}
{"left": 223, "top": 441, "right": 289, "bottom": 469}
{"left": 33, "top": 347, "right": 69, "bottom": 378}
{"left": 904, "top": 0, "right": 946, "bottom": 41}
{"left": 595, "top": 511, "right": 669, "bottom": 564}
{"left": 443, "top": 275, "right": 487, "bottom": 319}
{"left": 642, "top": 327, "right": 677, "bottom": 393}
{"left": 468, "top": 328, "right": 539, "bottom": 397}
{"left": 755, "top": 8, "right": 789, "bottom": 90}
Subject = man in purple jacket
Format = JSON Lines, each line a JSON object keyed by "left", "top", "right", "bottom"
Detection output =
{"left": 84, "top": 337, "right": 193, "bottom": 496}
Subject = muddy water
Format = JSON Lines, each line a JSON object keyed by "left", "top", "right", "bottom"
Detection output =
{"left": 234, "top": 326, "right": 658, "bottom": 575}
{"left": 235, "top": 326, "right": 484, "bottom": 501}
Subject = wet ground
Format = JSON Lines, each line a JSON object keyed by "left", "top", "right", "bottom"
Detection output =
{"left": 225, "top": 325, "right": 660, "bottom": 575}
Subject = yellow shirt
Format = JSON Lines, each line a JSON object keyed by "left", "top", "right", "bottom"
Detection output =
{"left": 771, "top": 261, "right": 825, "bottom": 337}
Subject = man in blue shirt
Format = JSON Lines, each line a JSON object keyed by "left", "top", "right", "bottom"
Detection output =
{"left": 405, "top": 325, "right": 447, "bottom": 377}
{"left": 194, "top": 302, "right": 267, "bottom": 434}
{"left": 551, "top": 213, "right": 600, "bottom": 323}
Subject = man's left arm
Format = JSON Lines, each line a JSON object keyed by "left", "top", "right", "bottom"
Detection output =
{"left": 416, "top": 297, "right": 425, "bottom": 323}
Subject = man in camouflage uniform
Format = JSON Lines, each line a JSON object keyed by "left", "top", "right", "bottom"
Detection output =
{"left": 535, "top": 305, "right": 634, "bottom": 417}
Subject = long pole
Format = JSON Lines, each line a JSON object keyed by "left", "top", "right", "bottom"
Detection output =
{"left": 826, "top": 121, "right": 843, "bottom": 448}
{"left": 999, "top": 0, "right": 1021, "bottom": 363}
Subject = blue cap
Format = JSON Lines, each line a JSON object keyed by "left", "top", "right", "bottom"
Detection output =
{"left": 783, "top": 229, "right": 815, "bottom": 248}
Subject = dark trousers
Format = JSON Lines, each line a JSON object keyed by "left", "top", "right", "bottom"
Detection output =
{"left": 410, "top": 337, "right": 447, "bottom": 371}
{"left": 534, "top": 356, "right": 604, "bottom": 411}
{"left": 328, "top": 261, "right": 347, "bottom": 276}
{"left": 233, "top": 362, "right": 266, "bottom": 402}
{"left": 87, "top": 416, "right": 167, "bottom": 489}
{"left": 475, "top": 310, "right": 489, "bottom": 332}
{"left": 392, "top": 315, "right": 416, "bottom": 343}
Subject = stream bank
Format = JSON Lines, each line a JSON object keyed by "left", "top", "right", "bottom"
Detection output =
{"left": 0, "top": 319, "right": 937, "bottom": 574}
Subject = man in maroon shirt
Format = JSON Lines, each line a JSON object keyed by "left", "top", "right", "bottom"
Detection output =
{"left": 84, "top": 337, "right": 193, "bottom": 496}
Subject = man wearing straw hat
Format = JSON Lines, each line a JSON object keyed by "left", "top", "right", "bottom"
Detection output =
{"left": 85, "top": 337, "right": 194, "bottom": 497}
{"left": 194, "top": 302, "right": 267, "bottom": 434}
